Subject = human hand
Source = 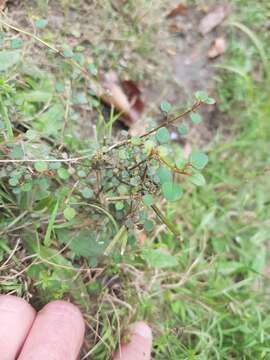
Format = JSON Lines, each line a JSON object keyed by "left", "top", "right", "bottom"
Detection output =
{"left": 0, "top": 295, "right": 152, "bottom": 360}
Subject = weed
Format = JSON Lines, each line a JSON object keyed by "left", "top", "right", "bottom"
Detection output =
{"left": 1, "top": 1, "right": 270, "bottom": 359}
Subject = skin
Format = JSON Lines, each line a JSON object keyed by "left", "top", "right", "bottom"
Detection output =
{"left": 0, "top": 295, "right": 152, "bottom": 360}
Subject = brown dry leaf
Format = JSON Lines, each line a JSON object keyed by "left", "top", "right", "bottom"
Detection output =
{"left": 208, "top": 37, "right": 227, "bottom": 58}
{"left": 168, "top": 23, "right": 184, "bottom": 34}
{"left": 166, "top": 47, "right": 177, "bottom": 56}
{"left": 166, "top": 3, "right": 187, "bottom": 18}
{"left": 92, "top": 72, "right": 144, "bottom": 127}
{"left": 121, "top": 80, "right": 144, "bottom": 123}
{"left": 199, "top": 6, "right": 227, "bottom": 35}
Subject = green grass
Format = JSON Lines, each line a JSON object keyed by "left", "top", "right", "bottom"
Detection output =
{"left": 1, "top": 0, "right": 270, "bottom": 359}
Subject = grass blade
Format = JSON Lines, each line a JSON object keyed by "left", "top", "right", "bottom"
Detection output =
{"left": 44, "top": 201, "right": 59, "bottom": 247}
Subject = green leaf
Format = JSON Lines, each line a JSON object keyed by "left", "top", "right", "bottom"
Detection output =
{"left": 162, "top": 182, "right": 183, "bottom": 202}
{"left": 177, "top": 124, "right": 189, "bottom": 136}
{"left": 34, "top": 161, "right": 48, "bottom": 173}
{"left": 77, "top": 170, "right": 86, "bottom": 178}
{"left": 11, "top": 39, "right": 23, "bottom": 49}
{"left": 118, "top": 184, "right": 128, "bottom": 195}
{"left": 0, "top": 50, "right": 21, "bottom": 71}
{"left": 131, "top": 136, "right": 142, "bottom": 145}
{"left": 63, "top": 207, "right": 76, "bottom": 221}
{"left": 61, "top": 230, "right": 107, "bottom": 258}
{"left": 175, "top": 157, "right": 186, "bottom": 170}
{"left": 190, "top": 113, "right": 202, "bottom": 124}
{"left": 57, "top": 167, "right": 70, "bottom": 180}
{"left": 25, "top": 129, "right": 38, "bottom": 140}
{"left": 190, "top": 172, "right": 206, "bottom": 186}
{"left": 156, "top": 166, "right": 172, "bottom": 184}
{"left": 55, "top": 83, "right": 64, "bottom": 93}
{"left": 35, "top": 19, "right": 48, "bottom": 29}
{"left": 144, "top": 220, "right": 154, "bottom": 232}
{"left": 80, "top": 187, "right": 93, "bottom": 199}
{"left": 10, "top": 145, "right": 23, "bottom": 159}
{"left": 9, "top": 177, "right": 18, "bottom": 186}
{"left": 119, "top": 149, "right": 128, "bottom": 159}
{"left": 87, "top": 63, "right": 98, "bottom": 76}
{"left": 160, "top": 101, "right": 172, "bottom": 113}
{"left": 115, "top": 201, "right": 124, "bottom": 210}
{"left": 63, "top": 50, "right": 74, "bottom": 58}
{"left": 142, "top": 249, "right": 178, "bottom": 268}
{"left": 156, "top": 127, "right": 170, "bottom": 144}
{"left": 73, "top": 92, "right": 88, "bottom": 105}
{"left": 190, "top": 151, "right": 208, "bottom": 170}
{"left": 35, "top": 104, "right": 64, "bottom": 136}
{"left": 143, "top": 194, "right": 154, "bottom": 206}
{"left": 49, "top": 161, "right": 61, "bottom": 170}
{"left": 195, "top": 91, "right": 216, "bottom": 105}
{"left": 195, "top": 90, "right": 208, "bottom": 102}
{"left": 21, "top": 183, "right": 32, "bottom": 192}
{"left": 22, "top": 90, "right": 52, "bottom": 103}
{"left": 204, "top": 97, "right": 216, "bottom": 105}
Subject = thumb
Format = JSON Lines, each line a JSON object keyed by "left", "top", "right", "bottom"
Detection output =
{"left": 113, "top": 321, "right": 152, "bottom": 360}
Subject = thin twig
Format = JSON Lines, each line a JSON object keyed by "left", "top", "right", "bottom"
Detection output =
{"left": 106, "top": 100, "right": 202, "bottom": 152}
{"left": 140, "top": 100, "right": 201, "bottom": 139}
{"left": 0, "top": 155, "right": 90, "bottom": 164}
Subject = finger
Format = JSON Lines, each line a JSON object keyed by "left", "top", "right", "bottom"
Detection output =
{"left": 18, "top": 300, "right": 85, "bottom": 360}
{"left": 113, "top": 321, "right": 152, "bottom": 360}
{"left": 0, "top": 295, "right": 36, "bottom": 360}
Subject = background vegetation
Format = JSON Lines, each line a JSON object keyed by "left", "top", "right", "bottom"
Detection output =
{"left": 0, "top": 0, "right": 270, "bottom": 358}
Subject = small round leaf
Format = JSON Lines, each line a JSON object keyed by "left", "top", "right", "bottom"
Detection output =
{"left": 162, "top": 182, "right": 183, "bottom": 202}
{"left": 34, "top": 161, "right": 48, "bottom": 173}
{"left": 64, "top": 207, "right": 76, "bottom": 221}
{"left": 204, "top": 97, "right": 216, "bottom": 105}
{"left": 190, "top": 151, "right": 208, "bottom": 170}
{"left": 115, "top": 201, "right": 125, "bottom": 210}
{"left": 156, "top": 127, "right": 170, "bottom": 144}
{"left": 156, "top": 166, "right": 172, "bottom": 184}
{"left": 35, "top": 19, "right": 48, "bottom": 29}
{"left": 131, "top": 136, "right": 142, "bottom": 146}
{"left": 143, "top": 194, "right": 154, "bottom": 207}
{"left": 160, "top": 101, "right": 171, "bottom": 113}
{"left": 81, "top": 187, "right": 93, "bottom": 199}
{"left": 177, "top": 124, "right": 189, "bottom": 136}
{"left": 190, "top": 173, "right": 206, "bottom": 186}
{"left": 57, "top": 167, "right": 70, "bottom": 180}
{"left": 190, "top": 113, "right": 202, "bottom": 124}
{"left": 144, "top": 220, "right": 154, "bottom": 232}
{"left": 195, "top": 91, "right": 208, "bottom": 102}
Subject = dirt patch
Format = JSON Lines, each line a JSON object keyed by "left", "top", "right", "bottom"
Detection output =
{"left": 4, "top": 1, "right": 229, "bottom": 147}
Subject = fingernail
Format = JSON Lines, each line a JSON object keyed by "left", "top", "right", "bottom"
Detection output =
{"left": 130, "top": 321, "right": 152, "bottom": 340}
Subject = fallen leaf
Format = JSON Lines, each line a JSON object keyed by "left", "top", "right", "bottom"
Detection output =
{"left": 208, "top": 37, "right": 227, "bottom": 58}
{"left": 129, "top": 119, "right": 147, "bottom": 136}
{"left": 92, "top": 72, "right": 144, "bottom": 126}
{"left": 121, "top": 80, "right": 145, "bottom": 122}
{"left": 166, "top": 47, "right": 177, "bottom": 56}
{"left": 168, "top": 23, "right": 184, "bottom": 34}
{"left": 166, "top": 3, "right": 187, "bottom": 18}
{"left": 199, "top": 6, "right": 227, "bottom": 35}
